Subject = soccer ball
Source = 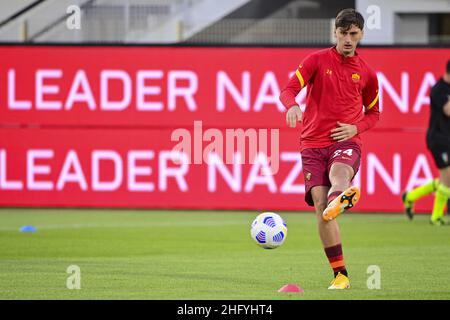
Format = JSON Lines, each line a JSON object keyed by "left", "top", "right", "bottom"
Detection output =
{"left": 250, "top": 212, "right": 287, "bottom": 249}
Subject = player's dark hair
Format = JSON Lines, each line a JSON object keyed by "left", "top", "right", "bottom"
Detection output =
{"left": 446, "top": 59, "right": 450, "bottom": 74}
{"left": 335, "top": 8, "right": 364, "bottom": 31}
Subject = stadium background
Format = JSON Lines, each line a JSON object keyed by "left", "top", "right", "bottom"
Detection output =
{"left": 1, "top": 0, "right": 449, "bottom": 213}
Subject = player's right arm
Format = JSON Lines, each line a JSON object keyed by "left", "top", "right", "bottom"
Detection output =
{"left": 445, "top": 97, "right": 450, "bottom": 117}
{"left": 279, "top": 53, "right": 319, "bottom": 127}
{"left": 440, "top": 95, "right": 450, "bottom": 117}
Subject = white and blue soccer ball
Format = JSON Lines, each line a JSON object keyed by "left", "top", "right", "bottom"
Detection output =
{"left": 251, "top": 212, "right": 287, "bottom": 249}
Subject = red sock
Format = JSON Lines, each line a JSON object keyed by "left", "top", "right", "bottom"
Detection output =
{"left": 324, "top": 243, "right": 348, "bottom": 277}
{"left": 327, "top": 191, "right": 342, "bottom": 205}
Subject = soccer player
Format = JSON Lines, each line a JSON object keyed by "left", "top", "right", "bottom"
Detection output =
{"left": 402, "top": 60, "right": 450, "bottom": 225}
{"left": 279, "top": 8, "right": 380, "bottom": 289}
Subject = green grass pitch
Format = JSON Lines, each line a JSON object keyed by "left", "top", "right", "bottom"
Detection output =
{"left": 0, "top": 208, "right": 450, "bottom": 300}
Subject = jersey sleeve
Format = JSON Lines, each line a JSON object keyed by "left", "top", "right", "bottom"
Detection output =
{"left": 430, "top": 88, "right": 450, "bottom": 111}
{"left": 355, "top": 69, "right": 380, "bottom": 134}
{"left": 279, "top": 53, "right": 319, "bottom": 109}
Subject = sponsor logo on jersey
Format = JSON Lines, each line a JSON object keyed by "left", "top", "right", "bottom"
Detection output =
{"left": 442, "top": 152, "right": 449, "bottom": 165}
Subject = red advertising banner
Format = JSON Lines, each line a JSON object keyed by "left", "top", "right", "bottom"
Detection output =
{"left": 0, "top": 127, "right": 438, "bottom": 212}
{"left": 0, "top": 46, "right": 448, "bottom": 129}
{"left": 0, "top": 46, "right": 447, "bottom": 212}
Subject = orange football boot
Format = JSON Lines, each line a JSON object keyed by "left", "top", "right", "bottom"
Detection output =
{"left": 322, "top": 186, "right": 360, "bottom": 222}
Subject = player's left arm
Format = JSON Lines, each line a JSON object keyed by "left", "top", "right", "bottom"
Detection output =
{"left": 331, "top": 69, "right": 380, "bottom": 142}
{"left": 355, "top": 69, "right": 380, "bottom": 133}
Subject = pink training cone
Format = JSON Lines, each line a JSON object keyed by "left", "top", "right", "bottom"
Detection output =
{"left": 278, "top": 284, "right": 304, "bottom": 293}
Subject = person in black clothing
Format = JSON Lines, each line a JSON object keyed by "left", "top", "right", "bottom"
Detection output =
{"left": 402, "top": 59, "right": 450, "bottom": 225}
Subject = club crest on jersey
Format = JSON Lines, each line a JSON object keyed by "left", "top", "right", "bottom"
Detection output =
{"left": 326, "top": 69, "right": 332, "bottom": 75}
{"left": 351, "top": 73, "right": 361, "bottom": 82}
{"left": 305, "top": 172, "right": 312, "bottom": 181}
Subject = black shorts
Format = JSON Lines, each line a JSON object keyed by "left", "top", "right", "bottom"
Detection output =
{"left": 428, "top": 144, "right": 450, "bottom": 169}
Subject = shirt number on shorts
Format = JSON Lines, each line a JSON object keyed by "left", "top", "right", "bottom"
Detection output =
{"left": 332, "top": 149, "right": 353, "bottom": 158}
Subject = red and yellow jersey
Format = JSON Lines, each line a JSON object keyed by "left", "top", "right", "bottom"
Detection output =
{"left": 280, "top": 46, "right": 380, "bottom": 151}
